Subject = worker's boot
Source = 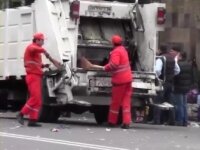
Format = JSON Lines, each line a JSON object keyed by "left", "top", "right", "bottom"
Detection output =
{"left": 28, "top": 120, "right": 42, "bottom": 127}
{"left": 16, "top": 113, "right": 24, "bottom": 125}
{"left": 121, "top": 124, "right": 130, "bottom": 129}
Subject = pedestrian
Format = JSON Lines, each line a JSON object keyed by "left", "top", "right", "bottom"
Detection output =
{"left": 81, "top": 35, "right": 132, "bottom": 129}
{"left": 16, "top": 32, "right": 61, "bottom": 127}
{"left": 173, "top": 52, "right": 195, "bottom": 126}
{"left": 152, "top": 44, "right": 180, "bottom": 125}
{"left": 169, "top": 46, "right": 181, "bottom": 59}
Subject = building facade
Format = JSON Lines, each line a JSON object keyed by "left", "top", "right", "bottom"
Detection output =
{"left": 160, "top": 0, "right": 200, "bottom": 70}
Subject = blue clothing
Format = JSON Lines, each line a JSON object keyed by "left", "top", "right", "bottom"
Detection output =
{"left": 173, "top": 93, "right": 188, "bottom": 126}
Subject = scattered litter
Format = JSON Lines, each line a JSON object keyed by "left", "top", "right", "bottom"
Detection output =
{"left": 57, "top": 124, "right": 70, "bottom": 129}
{"left": 51, "top": 128, "right": 60, "bottom": 132}
{"left": 189, "top": 122, "right": 200, "bottom": 128}
{"left": 99, "top": 138, "right": 105, "bottom": 141}
{"left": 106, "top": 128, "right": 111, "bottom": 132}
{"left": 87, "top": 128, "right": 91, "bottom": 131}
{"left": 175, "top": 145, "right": 181, "bottom": 148}
{"left": 10, "top": 125, "right": 22, "bottom": 129}
{"left": 131, "top": 129, "right": 136, "bottom": 132}
{"left": 50, "top": 124, "right": 70, "bottom": 132}
{"left": 82, "top": 117, "right": 87, "bottom": 121}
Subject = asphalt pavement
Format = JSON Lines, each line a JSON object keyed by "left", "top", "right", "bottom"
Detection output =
{"left": 0, "top": 111, "right": 200, "bottom": 150}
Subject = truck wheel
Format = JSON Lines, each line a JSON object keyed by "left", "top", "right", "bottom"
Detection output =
{"left": 39, "top": 76, "right": 60, "bottom": 123}
{"left": 39, "top": 105, "right": 60, "bottom": 123}
{"left": 0, "top": 90, "right": 8, "bottom": 110}
{"left": 93, "top": 106, "right": 108, "bottom": 125}
{"left": 94, "top": 111, "right": 106, "bottom": 125}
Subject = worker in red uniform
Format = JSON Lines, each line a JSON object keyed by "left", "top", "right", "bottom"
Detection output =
{"left": 81, "top": 35, "right": 133, "bottom": 129}
{"left": 17, "top": 32, "right": 61, "bottom": 127}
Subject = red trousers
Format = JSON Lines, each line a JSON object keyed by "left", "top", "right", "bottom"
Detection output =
{"left": 108, "top": 82, "right": 132, "bottom": 125}
{"left": 21, "top": 74, "right": 42, "bottom": 120}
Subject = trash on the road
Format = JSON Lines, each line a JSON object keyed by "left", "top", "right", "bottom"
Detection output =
{"left": 50, "top": 124, "right": 70, "bottom": 132}
{"left": 58, "top": 124, "right": 70, "bottom": 129}
{"left": 82, "top": 117, "right": 87, "bottom": 121}
{"left": 175, "top": 145, "right": 181, "bottom": 148}
{"left": 189, "top": 122, "right": 200, "bottom": 128}
{"left": 10, "top": 125, "right": 22, "bottom": 129}
{"left": 106, "top": 128, "right": 111, "bottom": 132}
{"left": 51, "top": 128, "right": 60, "bottom": 132}
{"left": 99, "top": 138, "right": 105, "bottom": 141}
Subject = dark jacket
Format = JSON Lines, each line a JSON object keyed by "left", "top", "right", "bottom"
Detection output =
{"left": 174, "top": 61, "right": 193, "bottom": 94}
{"left": 160, "top": 53, "right": 175, "bottom": 84}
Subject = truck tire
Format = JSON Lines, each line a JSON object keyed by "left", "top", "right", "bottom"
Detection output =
{"left": 0, "top": 90, "right": 8, "bottom": 110}
{"left": 39, "top": 105, "right": 60, "bottom": 123}
{"left": 93, "top": 106, "right": 122, "bottom": 125}
{"left": 39, "top": 76, "right": 60, "bottom": 123}
{"left": 93, "top": 106, "right": 108, "bottom": 125}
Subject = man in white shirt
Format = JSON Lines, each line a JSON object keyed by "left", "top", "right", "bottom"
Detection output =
{"left": 152, "top": 44, "right": 180, "bottom": 125}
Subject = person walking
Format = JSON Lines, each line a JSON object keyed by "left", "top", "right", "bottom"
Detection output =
{"left": 81, "top": 35, "right": 132, "bottom": 129}
{"left": 17, "top": 32, "right": 61, "bottom": 127}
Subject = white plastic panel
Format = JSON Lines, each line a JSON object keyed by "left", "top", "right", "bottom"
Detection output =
{"left": 0, "top": 44, "right": 5, "bottom": 59}
{"left": 0, "top": 62, "right": 4, "bottom": 77}
{"left": 17, "top": 59, "right": 26, "bottom": 76}
{"left": 7, "top": 9, "right": 19, "bottom": 26}
{"left": 7, "top": 26, "right": 18, "bottom": 43}
{"left": 6, "top": 60, "right": 19, "bottom": 76}
{"left": 0, "top": 11, "right": 6, "bottom": 27}
{"left": 19, "top": 42, "right": 29, "bottom": 58}
{"left": 0, "top": 6, "right": 34, "bottom": 79}
{"left": 21, "top": 25, "right": 33, "bottom": 41}
{"left": 8, "top": 43, "right": 18, "bottom": 59}
{"left": 0, "top": 27, "right": 5, "bottom": 43}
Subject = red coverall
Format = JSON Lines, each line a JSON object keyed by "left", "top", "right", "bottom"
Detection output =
{"left": 20, "top": 43, "right": 45, "bottom": 120}
{"left": 104, "top": 45, "right": 133, "bottom": 125}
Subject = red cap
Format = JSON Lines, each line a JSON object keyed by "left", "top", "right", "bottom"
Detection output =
{"left": 112, "top": 35, "right": 122, "bottom": 45}
{"left": 33, "top": 32, "right": 45, "bottom": 40}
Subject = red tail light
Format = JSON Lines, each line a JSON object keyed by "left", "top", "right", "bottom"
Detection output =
{"left": 70, "top": 0, "right": 80, "bottom": 23}
{"left": 157, "top": 7, "right": 166, "bottom": 25}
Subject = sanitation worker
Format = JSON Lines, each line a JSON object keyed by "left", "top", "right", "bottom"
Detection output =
{"left": 17, "top": 32, "right": 61, "bottom": 127}
{"left": 81, "top": 35, "right": 133, "bottom": 129}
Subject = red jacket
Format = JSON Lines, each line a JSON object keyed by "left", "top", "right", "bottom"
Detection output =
{"left": 24, "top": 43, "right": 45, "bottom": 75}
{"left": 104, "top": 46, "right": 132, "bottom": 84}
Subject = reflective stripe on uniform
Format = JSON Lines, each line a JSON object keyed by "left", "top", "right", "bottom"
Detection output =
{"left": 123, "top": 109, "right": 130, "bottom": 113}
{"left": 111, "top": 64, "right": 130, "bottom": 74}
{"left": 108, "top": 61, "right": 118, "bottom": 70}
{"left": 25, "top": 104, "right": 39, "bottom": 112}
{"left": 24, "top": 61, "right": 41, "bottom": 67}
{"left": 109, "top": 110, "right": 119, "bottom": 114}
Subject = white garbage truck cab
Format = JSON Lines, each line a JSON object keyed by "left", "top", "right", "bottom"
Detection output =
{"left": 0, "top": 0, "right": 165, "bottom": 123}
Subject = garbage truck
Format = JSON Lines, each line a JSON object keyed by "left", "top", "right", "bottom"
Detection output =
{"left": 0, "top": 0, "right": 166, "bottom": 123}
